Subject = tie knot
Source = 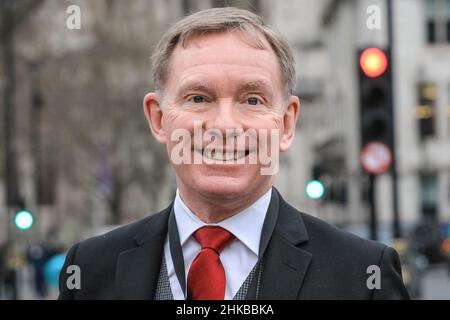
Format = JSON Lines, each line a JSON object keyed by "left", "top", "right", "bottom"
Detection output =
{"left": 193, "top": 226, "right": 235, "bottom": 253}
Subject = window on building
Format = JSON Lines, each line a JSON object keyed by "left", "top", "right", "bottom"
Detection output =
{"left": 416, "top": 83, "right": 437, "bottom": 140}
{"left": 425, "top": 0, "right": 450, "bottom": 44}
{"left": 420, "top": 172, "right": 439, "bottom": 218}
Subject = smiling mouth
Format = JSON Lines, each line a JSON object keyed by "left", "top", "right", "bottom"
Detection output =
{"left": 194, "top": 149, "right": 251, "bottom": 161}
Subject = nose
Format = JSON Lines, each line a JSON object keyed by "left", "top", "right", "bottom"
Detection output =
{"left": 205, "top": 98, "right": 243, "bottom": 138}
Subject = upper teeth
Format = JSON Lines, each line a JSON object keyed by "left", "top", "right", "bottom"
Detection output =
{"left": 201, "top": 150, "right": 246, "bottom": 161}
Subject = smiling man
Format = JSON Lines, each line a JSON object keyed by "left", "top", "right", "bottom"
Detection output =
{"left": 59, "top": 7, "right": 410, "bottom": 300}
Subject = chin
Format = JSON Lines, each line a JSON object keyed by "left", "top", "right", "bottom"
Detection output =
{"left": 193, "top": 175, "right": 251, "bottom": 199}
{"left": 175, "top": 164, "right": 273, "bottom": 201}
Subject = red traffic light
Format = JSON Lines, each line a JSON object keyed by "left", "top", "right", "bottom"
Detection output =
{"left": 359, "top": 47, "right": 388, "bottom": 78}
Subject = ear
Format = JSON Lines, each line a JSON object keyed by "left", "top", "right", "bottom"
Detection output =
{"left": 279, "top": 95, "right": 300, "bottom": 152}
{"left": 143, "top": 92, "right": 166, "bottom": 144}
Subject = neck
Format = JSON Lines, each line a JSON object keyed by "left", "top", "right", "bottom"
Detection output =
{"left": 177, "top": 183, "right": 273, "bottom": 224}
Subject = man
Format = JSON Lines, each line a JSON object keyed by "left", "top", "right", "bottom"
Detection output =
{"left": 59, "top": 7, "right": 410, "bottom": 300}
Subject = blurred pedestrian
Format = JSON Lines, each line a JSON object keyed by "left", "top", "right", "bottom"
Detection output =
{"left": 1, "top": 242, "right": 18, "bottom": 300}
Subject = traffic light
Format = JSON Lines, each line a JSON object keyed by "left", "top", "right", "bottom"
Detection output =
{"left": 14, "top": 209, "right": 34, "bottom": 230}
{"left": 306, "top": 180, "right": 325, "bottom": 200}
{"left": 306, "top": 164, "right": 325, "bottom": 200}
{"left": 358, "top": 47, "right": 393, "bottom": 149}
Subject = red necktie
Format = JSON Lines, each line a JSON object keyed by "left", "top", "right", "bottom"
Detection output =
{"left": 187, "top": 226, "right": 235, "bottom": 300}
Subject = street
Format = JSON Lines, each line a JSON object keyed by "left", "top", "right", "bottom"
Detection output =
{"left": 420, "top": 264, "right": 450, "bottom": 300}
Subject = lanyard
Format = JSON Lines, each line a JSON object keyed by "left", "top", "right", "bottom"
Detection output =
{"left": 168, "top": 208, "right": 187, "bottom": 297}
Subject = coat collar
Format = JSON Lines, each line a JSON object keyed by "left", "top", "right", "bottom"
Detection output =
{"left": 114, "top": 203, "right": 172, "bottom": 299}
{"left": 256, "top": 188, "right": 312, "bottom": 300}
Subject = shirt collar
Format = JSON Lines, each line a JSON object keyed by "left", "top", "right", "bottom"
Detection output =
{"left": 173, "top": 188, "right": 272, "bottom": 257}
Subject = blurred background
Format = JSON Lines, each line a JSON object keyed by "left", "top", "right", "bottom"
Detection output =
{"left": 1, "top": 0, "right": 450, "bottom": 299}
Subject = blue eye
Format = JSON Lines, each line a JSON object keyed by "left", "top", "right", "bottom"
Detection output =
{"left": 191, "top": 96, "right": 204, "bottom": 103}
{"left": 247, "top": 97, "right": 260, "bottom": 105}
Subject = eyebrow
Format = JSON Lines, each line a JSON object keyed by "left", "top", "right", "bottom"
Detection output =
{"left": 177, "top": 81, "right": 216, "bottom": 97}
{"left": 235, "top": 80, "right": 273, "bottom": 96}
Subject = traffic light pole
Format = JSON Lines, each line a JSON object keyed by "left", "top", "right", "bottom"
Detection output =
{"left": 387, "top": 0, "right": 401, "bottom": 239}
{"left": 368, "top": 174, "right": 378, "bottom": 241}
{"left": 2, "top": 0, "right": 19, "bottom": 244}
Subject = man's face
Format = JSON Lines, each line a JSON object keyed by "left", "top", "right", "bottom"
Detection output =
{"left": 144, "top": 31, "right": 299, "bottom": 201}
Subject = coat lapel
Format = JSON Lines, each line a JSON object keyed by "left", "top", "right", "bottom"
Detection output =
{"left": 114, "top": 204, "right": 171, "bottom": 299}
{"left": 257, "top": 189, "right": 312, "bottom": 300}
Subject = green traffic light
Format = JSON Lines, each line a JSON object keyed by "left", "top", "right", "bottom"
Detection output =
{"left": 14, "top": 210, "right": 34, "bottom": 230}
{"left": 306, "top": 180, "right": 325, "bottom": 199}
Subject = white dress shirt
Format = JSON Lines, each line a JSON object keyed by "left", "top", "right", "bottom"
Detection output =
{"left": 164, "top": 188, "right": 272, "bottom": 300}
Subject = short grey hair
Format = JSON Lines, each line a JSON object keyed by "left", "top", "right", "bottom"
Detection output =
{"left": 151, "top": 7, "right": 296, "bottom": 97}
